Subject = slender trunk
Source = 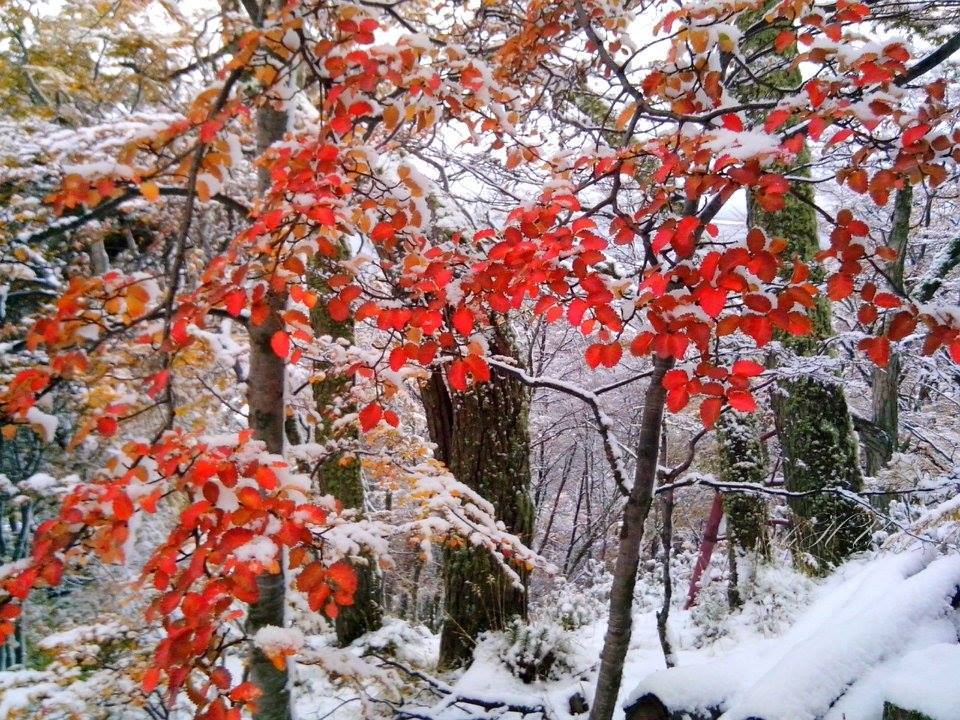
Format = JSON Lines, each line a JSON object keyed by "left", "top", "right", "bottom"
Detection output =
{"left": 245, "top": 100, "right": 292, "bottom": 720}
{"left": 421, "top": 332, "right": 534, "bottom": 670}
{"left": 655, "top": 491, "right": 675, "bottom": 668}
{"left": 589, "top": 356, "right": 672, "bottom": 720}
{"left": 866, "top": 186, "right": 912, "bottom": 478}
{"left": 308, "top": 249, "right": 382, "bottom": 646}
{"left": 683, "top": 492, "right": 724, "bottom": 610}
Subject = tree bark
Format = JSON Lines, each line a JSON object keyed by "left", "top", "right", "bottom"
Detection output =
{"left": 716, "top": 411, "right": 769, "bottom": 605}
{"left": 308, "top": 251, "right": 382, "bottom": 646}
{"left": 866, "top": 186, "right": 912, "bottom": 478}
{"left": 750, "top": 180, "right": 871, "bottom": 574}
{"left": 589, "top": 356, "right": 672, "bottom": 720}
{"left": 420, "top": 331, "right": 534, "bottom": 670}
{"left": 245, "top": 92, "right": 292, "bottom": 719}
{"left": 683, "top": 491, "right": 724, "bottom": 610}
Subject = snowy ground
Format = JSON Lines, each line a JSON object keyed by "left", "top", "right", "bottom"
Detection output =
{"left": 295, "top": 548, "right": 960, "bottom": 720}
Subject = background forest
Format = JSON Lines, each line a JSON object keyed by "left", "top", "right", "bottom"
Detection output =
{"left": 1, "top": 1, "right": 960, "bottom": 719}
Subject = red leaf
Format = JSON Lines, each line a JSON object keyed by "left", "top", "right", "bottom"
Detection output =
{"left": 950, "top": 339, "right": 960, "bottom": 364}
{"left": 774, "top": 30, "right": 795, "bottom": 53}
{"left": 97, "top": 416, "right": 118, "bottom": 437}
{"left": 827, "top": 273, "right": 854, "bottom": 300}
{"left": 805, "top": 81, "right": 826, "bottom": 108}
{"left": 727, "top": 389, "right": 757, "bottom": 412}
{"left": 599, "top": 343, "right": 622, "bottom": 368}
{"left": 663, "top": 369, "right": 689, "bottom": 390}
{"left": 327, "top": 298, "right": 350, "bottom": 322}
{"left": 731, "top": 359, "right": 765, "bottom": 377}
{"left": 585, "top": 343, "right": 604, "bottom": 369}
{"left": 225, "top": 290, "right": 245, "bottom": 317}
{"left": 452, "top": 306, "right": 474, "bottom": 336}
{"left": 888, "top": 312, "right": 916, "bottom": 341}
{"left": 359, "top": 403, "right": 383, "bottom": 431}
{"left": 764, "top": 109, "right": 791, "bottom": 133}
{"left": 448, "top": 360, "right": 468, "bottom": 391}
{"left": 859, "top": 336, "right": 891, "bottom": 367}
{"left": 721, "top": 114, "right": 743, "bottom": 132}
{"left": 698, "top": 286, "right": 727, "bottom": 317}
{"left": 255, "top": 466, "right": 277, "bottom": 490}
{"left": 700, "top": 397, "right": 723, "bottom": 428}
{"left": 902, "top": 123, "right": 930, "bottom": 147}
{"left": 270, "top": 331, "right": 290, "bottom": 359}
{"left": 147, "top": 370, "right": 170, "bottom": 399}
{"left": 113, "top": 493, "right": 134, "bottom": 521}
{"left": 666, "top": 387, "right": 690, "bottom": 412}
{"left": 389, "top": 346, "right": 406, "bottom": 371}
{"left": 142, "top": 667, "right": 161, "bottom": 694}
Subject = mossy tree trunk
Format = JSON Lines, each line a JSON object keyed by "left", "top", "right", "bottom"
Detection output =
{"left": 751, "top": 180, "right": 871, "bottom": 572}
{"left": 308, "top": 249, "right": 382, "bottom": 646}
{"left": 734, "top": 4, "right": 870, "bottom": 574}
{"left": 420, "top": 329, "right": 534, "bottom": 670}
{"left": 716, "top": 411, "right": 769, "bottom": 606}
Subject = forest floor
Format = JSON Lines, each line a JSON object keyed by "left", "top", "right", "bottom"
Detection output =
{"left": 296, "top": 549, "right": 960, "bottom": 720}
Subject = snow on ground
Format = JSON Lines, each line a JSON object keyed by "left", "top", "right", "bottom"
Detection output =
{"left": 293, "top": 549, "right": 958, "bottom": 720}
{"left": 628, "top": 549, "right": 960, "bottom": 720}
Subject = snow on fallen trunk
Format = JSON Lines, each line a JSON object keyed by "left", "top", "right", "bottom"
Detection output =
{"left": 825, "top": 643, "right": 960, "bottom": 720}
{"left": 625, "top": 550, "right": 960, "bottom": 720}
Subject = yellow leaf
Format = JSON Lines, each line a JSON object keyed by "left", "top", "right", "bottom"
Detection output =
{"left": 140, "top": 181, "right": 160, "bottom": 202}
{"left": 616, "top": 102, "right": 637, "bottom": 131}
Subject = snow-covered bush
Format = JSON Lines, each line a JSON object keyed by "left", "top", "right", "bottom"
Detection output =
{"left": 487, "top": 617, "right": 574, "bottom": 683}
{"left": 537, "top": 564, "right": 608, "bottom": 630}
{"left": 689, "top": 571, "right": 731, "bottom": 646}
{"left": 351, "top": 618, "right": 437, "bottom": 668}
{"left": 739, "top": 563, "right": 815, "bottom": 637}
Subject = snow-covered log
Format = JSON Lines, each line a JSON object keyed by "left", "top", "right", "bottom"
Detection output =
{"left": 624, "top": 552, "right": 960, "bottom": 720}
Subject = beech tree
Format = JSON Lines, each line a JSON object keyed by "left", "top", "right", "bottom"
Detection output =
{"left": 1, "top": 0, "right": 960, "bottom": 719}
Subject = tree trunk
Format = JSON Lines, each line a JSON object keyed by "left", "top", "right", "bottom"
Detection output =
{"left": 866, "top": 186, "right": 912, "bottom": 478}
{"left": 308, "top": 251, "right": 382, "bottom": 646}
{"left": 420, "top": 332, "right": 534, "bottom": 670}
{"left": 245, "top": 98, "right": 292, "bottom": 720}
{"left": 734, "top": 4, "right": 869, "bottom": 574}
{"left": 716, "top": 411, "right": 769, "bottom": 605}
{"left": 589, "top": 356, "right": 672, "bottom": 720}
{"left": 750, "top": 179, "right": 871, "bottom": 574}
{"left": 683, "top": 491, "right": 724, "bottom": 610}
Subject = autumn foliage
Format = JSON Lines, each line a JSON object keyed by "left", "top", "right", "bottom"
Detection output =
{"left": 2, "top": 0, "right": 959, "bottom": 715}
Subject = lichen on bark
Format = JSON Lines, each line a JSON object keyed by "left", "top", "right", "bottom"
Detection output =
{"left": 308, "top": 246, "right": 382, "bottom": 646}
{"left": 420, "top": 328, "right": 534, "bottom": 670}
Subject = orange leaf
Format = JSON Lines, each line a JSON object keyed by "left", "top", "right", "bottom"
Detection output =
{"left": 140, "top": 181, "right": 161, "bottom": 202}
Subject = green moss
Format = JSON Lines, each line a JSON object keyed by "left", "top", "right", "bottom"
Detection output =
{"left": 717, "top": 411, "right": 769, "bottom": 559}
{"left": 883, "top": 703, "right": 937, "bottom": 720}
{"left": 425, "top": 343, "right": 535, "bottom": 670}
{"left": 773, "top": 377, "right": 871, "bottom": 573}
{"left": 308, "top": 248, "right": 382, "bottom": 645}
